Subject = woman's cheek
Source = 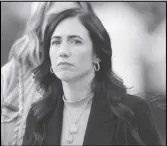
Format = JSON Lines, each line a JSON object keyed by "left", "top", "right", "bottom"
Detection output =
{"left": 49, "top": 47, "right": 57, "bottom": 62}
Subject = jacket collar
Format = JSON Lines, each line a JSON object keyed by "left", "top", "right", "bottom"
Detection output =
{"left": 43, "top": 93, "right": 117, "bottom": 145}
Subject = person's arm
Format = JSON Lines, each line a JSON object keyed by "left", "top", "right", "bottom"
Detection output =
{"left": 133, "top": 98, "right": 163, "bottom": 145}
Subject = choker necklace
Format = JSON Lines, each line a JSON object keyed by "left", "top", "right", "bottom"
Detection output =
{"left": 62, "top": 92, "right": 94, "bottom": 103}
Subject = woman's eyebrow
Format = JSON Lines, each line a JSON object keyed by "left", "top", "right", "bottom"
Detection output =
{"left": 51, "top": 36, "right": 61, "bottom": 40}
{"left": 68, "top": 35, "right": 83, "bottom": 40}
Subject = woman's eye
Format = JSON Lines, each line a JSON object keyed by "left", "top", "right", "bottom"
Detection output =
{"left": 71, "top": 40, "right": 82, "bottom": 45}
{"left": 51, "top": 40, "right": 61, "bottom": 45}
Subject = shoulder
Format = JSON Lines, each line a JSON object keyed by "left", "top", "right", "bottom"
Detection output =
{"left": 122, "top": 94, "right": 151, "bottom": 113}
{"left": 122, "top": 94, "right": 162, "bottom": 145}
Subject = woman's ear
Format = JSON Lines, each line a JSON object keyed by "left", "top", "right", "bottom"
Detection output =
{"left": 96, "top": 58, "right": 101, "bottom": 63}
{"left": 93, "top": 54, "right": 101, "bottom": 63}
{"left": 94, "top": 57, "right": 101, "bottom": 63}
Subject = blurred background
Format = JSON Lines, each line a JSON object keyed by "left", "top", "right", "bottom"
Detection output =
{"left": 1, "top": 2, "right": 166, "bottom": 144}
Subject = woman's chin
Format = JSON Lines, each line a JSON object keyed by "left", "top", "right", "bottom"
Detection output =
{"left": 56, "top": 73, "right": 75, "bottom": 82}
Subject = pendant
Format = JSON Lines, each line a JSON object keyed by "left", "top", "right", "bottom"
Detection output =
{"left": 70, "top": 124, "right": 78, "bottom": 134}
{"left": 66, "top": 134, "right": 74, "bottom": 144}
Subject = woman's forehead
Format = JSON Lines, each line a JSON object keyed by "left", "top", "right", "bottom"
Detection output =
{"left": 46, "top": 2, "right": 79, "bottom": 15}
{"left": 52, "top": 17, "right": 89, "bottom": 39}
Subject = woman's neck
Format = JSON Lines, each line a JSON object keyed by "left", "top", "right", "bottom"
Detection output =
{"left": 61, "top": 69, "right": 95, "bottom": 102}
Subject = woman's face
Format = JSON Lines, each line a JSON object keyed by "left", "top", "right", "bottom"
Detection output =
{"left": 49, "top": 17, "right": 97, "bottom": 82}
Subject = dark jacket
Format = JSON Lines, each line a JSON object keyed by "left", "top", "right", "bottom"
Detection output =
{"left": 23, "top": 93, "right": 162, "bottom": 145}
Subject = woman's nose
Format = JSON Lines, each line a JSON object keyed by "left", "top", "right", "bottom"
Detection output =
{"left": 59, "top": 42, "right": 71, "bottom": 58}
{"left": 60, "top": 52, "right": 69, "bottom": 58}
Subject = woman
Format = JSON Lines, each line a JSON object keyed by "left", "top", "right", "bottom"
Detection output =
{"left": 22, "top": 8, "right": 162, "bottom": 145}
{"left": 1, "top": 2, "right": 93, "bottom": 145}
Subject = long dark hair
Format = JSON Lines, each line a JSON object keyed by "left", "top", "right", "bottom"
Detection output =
{"left": 24, "top": 8, "right": 145, "bottom": 145}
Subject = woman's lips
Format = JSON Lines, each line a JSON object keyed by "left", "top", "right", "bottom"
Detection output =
{"left": 58, "top": 62, "right": 74, "bottom": 66}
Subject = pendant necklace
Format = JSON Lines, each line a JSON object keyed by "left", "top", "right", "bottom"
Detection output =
{"left": 63, "top": 94, "right": 93, "bottom": 144}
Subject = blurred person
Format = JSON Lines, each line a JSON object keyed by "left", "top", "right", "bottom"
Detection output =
{"left": 1, "top": 2, "right": 93, "bottom": 145}
{"left": 22, "top": 8, "right": 162, "bottom": 145}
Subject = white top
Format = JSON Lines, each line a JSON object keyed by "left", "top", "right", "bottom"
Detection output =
{"left": 60, "top": 96, "right": 93, "bottom": 146}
